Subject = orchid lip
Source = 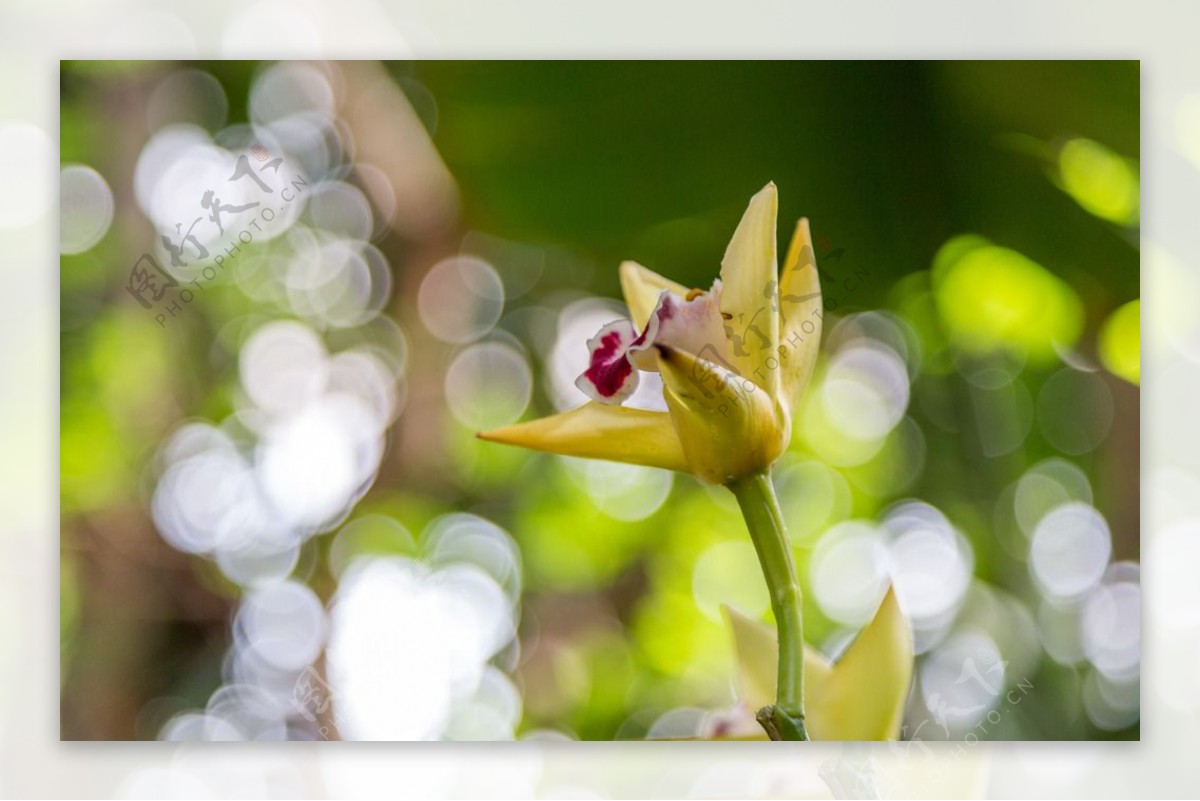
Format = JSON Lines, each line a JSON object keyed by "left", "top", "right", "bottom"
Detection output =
{"left": 574, "top": 320, "right": 639, "bottom": 403}
{"left": 576, "top": 282, "right": 731, "bottom": 405}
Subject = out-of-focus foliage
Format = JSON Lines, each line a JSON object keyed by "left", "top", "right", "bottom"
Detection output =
{"left": 60, "top": 60, "right": 1139, "bottom": 741}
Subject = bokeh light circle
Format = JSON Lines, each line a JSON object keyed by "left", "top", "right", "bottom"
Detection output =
{"left": 1081, "top": 565, "right": 1141, "bottom": 681}
{"left": 305, "top": 180, "right": 374, "bottom": 241}
{"left": 1082, "top": 669, "right": 1140, "bottom": 731}
{"left": 250, "top": 62, "right": 335, "bottom": 125}
{"left": 147, "top": 69, "right": 229, "bottom": 132}
{"left": 1030, "top": 502, "right": 1112, "bottom": 602}
{"left": 286, "top": 238, "right": 393, "bottom": 328}
{"left": 239, "top": 320, "right": 329, "bottom": 416}
{"left": 775, "top": 459, "right": 852, "bottom": 545}
{"left": 256, "top": 394, "right": 383, "bottom": 531}
{"left": 1038, "top": 599, "right": 1087, "bottom": 666}
{"left": 1014, "top": 458, "right": 1093, "bottom": 538}
{"left": 819, "top": 342, "right": 910, "bottom": 441}
{"left": 424, "top": 513, "right": 523, "bottom": 600}
{"left": 445, "top": 342, "right": 533, "bottom": 430}
{"left": 692, "top": 540, "right": 770, "bottom": 622}
{"left": 235, "top": 580, "right": 326, "bottom": 672}
{"left": 1037, "top": 368, "right": 1115, "bottom": 455}
{"left": 560, "top": 458, "right": 674, "bottom": 523}
{"left": 919, "top": 630, "right": 1005, "bottom": 734}
{"left": 418, "top": 256, "right": 505, "bottom": 344}
{"left": 884, "top": 502, "right": 973, "bottom": 630}
{"left": 60, "top": 164, "right": 115, "bottom": 254}
{"left": 809, "top": 520, "right": 891, "bottom": 626}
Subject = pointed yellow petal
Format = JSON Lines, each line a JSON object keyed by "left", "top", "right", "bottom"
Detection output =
{"left": 778, "top": 217, "right": 823, "bottom": 415}
{"left": 719, "top": 183, "right": 781, "bottom": 396}
{"left": 478, "top": 401, "right": 690, "bottom": 473}
{"left": 724, "top": 604, "right": 831, "bottom": 714}
{"left": 655, "top": 345, "right": 786, "bottom": 484}
{"left": 807, "top": 587, "right": 914, "bottom": 741}
{"left": 619, "top": 260, "right": 690, "bottom": 330}
{"left": 725, "top": 587, "right": 913, "bottom": 741}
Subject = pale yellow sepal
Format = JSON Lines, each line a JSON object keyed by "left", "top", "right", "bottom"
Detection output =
{"left": 724, "top": 605, "right": 832, "bottom": 715}
{"left": 477, "top": 401, "right": 690, "bottom": 473}
{"left": 778, "top": 217, "right": 823, "bottom": 412}
{"left": 655, "top": 345, "right": 787, "bottom": 485}
{"left": 618, "top": 260, "right": 689, "bottom": 330}
{"left": 727, "top": 587, "right": 914, "bottom": 741}
{"left": 719, "top": 182, "right": 781, "bottom": 397}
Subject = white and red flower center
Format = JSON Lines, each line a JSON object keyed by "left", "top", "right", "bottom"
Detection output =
{"left": 575, "top": 281, "right": 730, "bottom": 405}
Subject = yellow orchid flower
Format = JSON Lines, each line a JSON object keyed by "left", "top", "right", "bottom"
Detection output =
{"left": 478, "top": 182, "right": 822, "bottom": 486}
{"left": 479, "top": 184, "right": 881, "bottom": 741}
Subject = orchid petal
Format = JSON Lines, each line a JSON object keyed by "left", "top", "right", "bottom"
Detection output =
{"left": 619, "top": 260, "right": 689, "bottom": 330}
{"left": 575, "top": 319, "right": 641, "bottom": 404}
{"left": 778, "top": 217, "right": 823, "bottom": 416}
{"left": 806, "top": 587, "right": 913, "bottom": 741}
{"left": 719, "top": 183, "right": 781, "bottom": 397}
{"left": 724, "top": 605, "right": 832, "bottom": 714}
{"left": 655, "top": 345, "right": 786, "bottom": 484}
{"left": 725, "top": 587, "right": 913, "bottom": 741}
{"left": 626, "top": 286, "right": 731, "bottom": 373}
{"left": 477, "top": 401, "right": 690, "bottom": 473}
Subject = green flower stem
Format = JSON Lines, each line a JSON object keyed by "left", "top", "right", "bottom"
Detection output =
{"left": 728, "top": 470, "right": 809, "bottom": 741}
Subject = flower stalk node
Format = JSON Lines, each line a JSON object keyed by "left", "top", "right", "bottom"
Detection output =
{"left": 756, "top": 705, "right": 809, "bottom": 742}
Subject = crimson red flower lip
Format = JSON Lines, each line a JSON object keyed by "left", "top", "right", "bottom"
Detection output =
{"left": 575, "top": 280, "right": 727, "bottom": 404}
{"left": 577, "top": 320, "right": 639, "bottom": 403}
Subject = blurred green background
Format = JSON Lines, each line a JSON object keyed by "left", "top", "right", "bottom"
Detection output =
{"left": 60, "top": 61, "right": 1139, "bottom": 741}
